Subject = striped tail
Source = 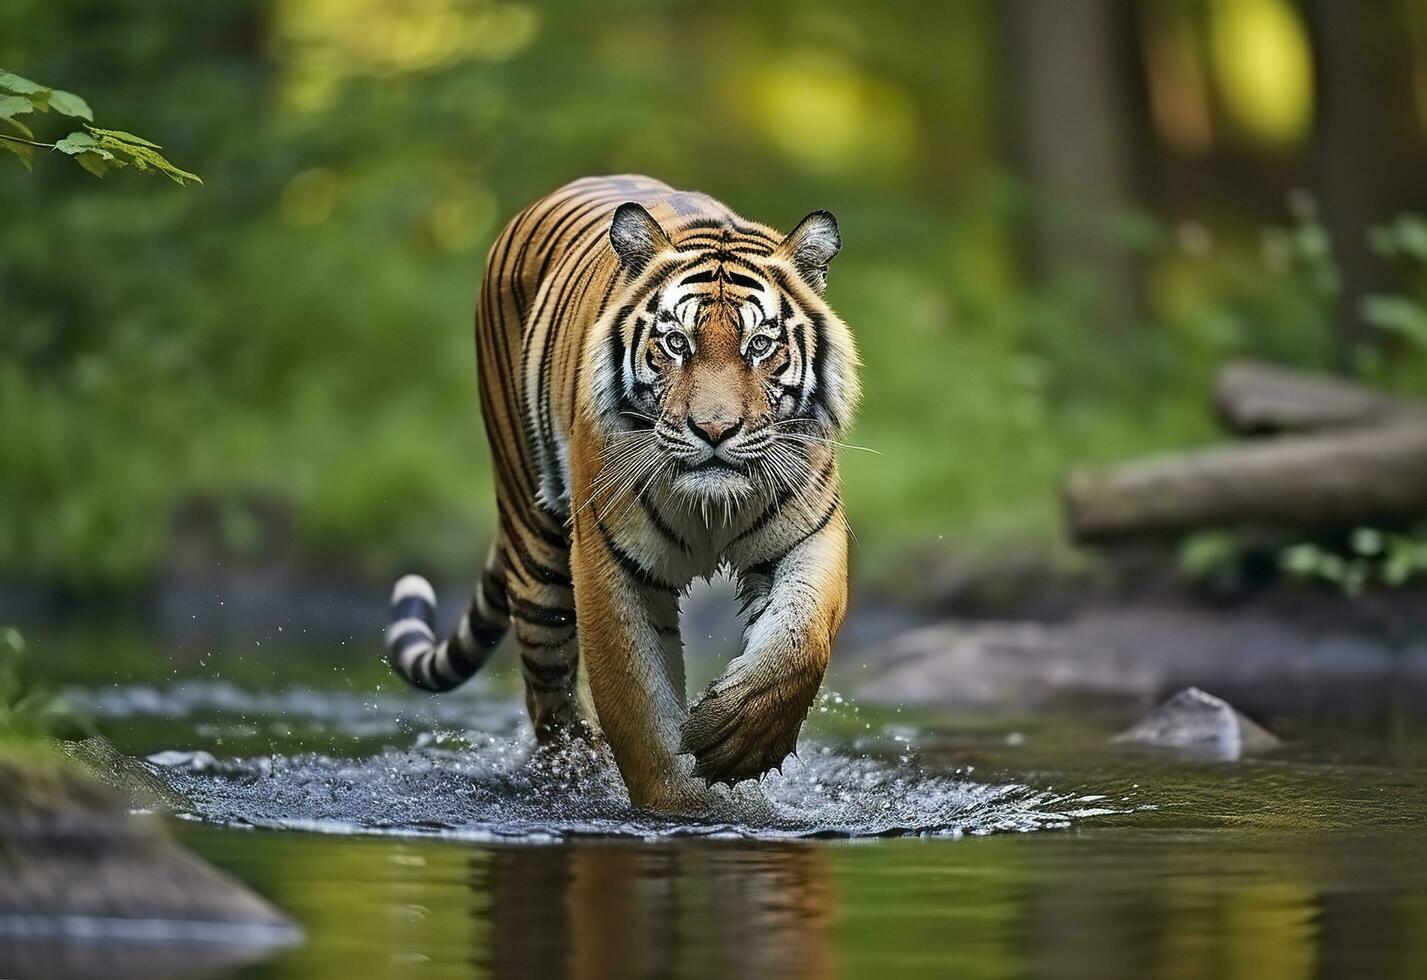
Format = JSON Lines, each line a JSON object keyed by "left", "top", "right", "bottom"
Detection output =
{"left": 385, "top": 565, "right": 508, "bottom": 692}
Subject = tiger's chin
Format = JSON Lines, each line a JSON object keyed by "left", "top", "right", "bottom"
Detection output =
{"left": 670, "top": 463, "right": 755, "bottom": 501}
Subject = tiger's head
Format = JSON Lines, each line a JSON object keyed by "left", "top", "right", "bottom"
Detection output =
{"left": 593, "top": 202, "right": 860, "bottom": 504}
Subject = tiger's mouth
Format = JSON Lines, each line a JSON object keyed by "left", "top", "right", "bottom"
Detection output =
{"left": 678, "top": 455, "right": 746, "bottom": 473}
{"left": 670, "top": 456, "right": 755, "bottom": 499}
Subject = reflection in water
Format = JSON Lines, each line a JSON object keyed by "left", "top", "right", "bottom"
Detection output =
{"left": 181, "top": 824, "right": 1427, "bottom": 980}
{"left": 477, "top": 844, "right": 835, "bottom": 979}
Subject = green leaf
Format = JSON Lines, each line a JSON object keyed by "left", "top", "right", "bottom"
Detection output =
{"left": 1390, "top": 215, "right": 1427, "bottom": 262}
{"left": 55, "top": 132, "right": 116, "bottom": 178}
{"left": 0, "top": 93, "right": 35, "bottom": 119}
{"left": 85, "top": 126, "right": 200, "bottom": 185}
{"left": 1280, "top": 543, "right": 1322, "bottom": 576}
{"left": 0, "top": 136, "right": 34, "bottom": 171}
{"left": 55, "top": 131, "right": 111, "bottom": 159}
{"left": 0, "top": 72, "right": 50, "bottom": 116}
{"left": 86, "top": 124, "right": 162, "bottom": 149}
{"left": 1384, "top": 551, "right": 1414, "bottom": 587}
{"left": 0, "top": 70, "right": 46, "bottom": 96}
{"left": 73, "top": 152, "right": 110, "bottom": 178}
{"left": 1350, "top": 527, "right": 1384, "bottom": 556}
{"left": 0, "top": 113, "right": 33, "bottom": 138}
{"left": 47, "top": 89, "right": 93, "bottom": 122}
{"left": 1361, "top": 294, "right": 1427, "bottom": 348}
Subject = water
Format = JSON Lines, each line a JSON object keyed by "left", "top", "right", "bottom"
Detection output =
{"left": 23, "top": 623, "right": 1427, "bottom": 978}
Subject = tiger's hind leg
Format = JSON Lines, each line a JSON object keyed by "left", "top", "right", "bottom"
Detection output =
{"left": 497, "top": 506, "right": 596, "bottom": 742}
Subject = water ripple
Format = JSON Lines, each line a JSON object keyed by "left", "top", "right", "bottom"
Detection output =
{"left": 71, "top": 680, "right": 1122, "bottom": 840}
{"left": 152, "top": 735, "right": 1102, "bottom": 841}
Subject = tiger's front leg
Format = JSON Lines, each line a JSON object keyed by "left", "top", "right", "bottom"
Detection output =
{"left": 568, "top": 493, "right": 719, "bottom": 814}
{"left": 681, "top": 511, "right": 848, "bottom": 785}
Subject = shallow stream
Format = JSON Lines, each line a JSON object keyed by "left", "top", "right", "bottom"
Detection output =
{"left": 24, "top": 618, "right": 1427, "bottom": 979}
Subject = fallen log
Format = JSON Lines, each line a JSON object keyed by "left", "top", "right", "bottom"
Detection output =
{"left": 1214, "top": 359, "right": 1425, "bottom": 435}
{"left": 1063, "top": 423, "right": 1427, "bottom": 542}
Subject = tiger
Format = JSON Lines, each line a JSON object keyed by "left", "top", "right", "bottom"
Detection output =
{"left": 384, "top": 175, "right": 858, "bottom": 814}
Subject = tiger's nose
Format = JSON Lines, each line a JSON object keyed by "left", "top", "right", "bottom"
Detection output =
{"left": 687, "top": 416, "right": 742, "bottom": 446}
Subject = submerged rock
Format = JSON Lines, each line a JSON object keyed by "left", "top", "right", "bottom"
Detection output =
{"left": 0, "top": 754, "right": 298, "bottom": 979}
{"left": 1112, "top": 687, "right": 1280, "bottom": 760}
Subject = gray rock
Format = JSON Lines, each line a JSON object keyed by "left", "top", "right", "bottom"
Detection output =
{"left": 847, "top": 602, "right": 1427, "bottom": 716}
{"left": 854, "top": 620, "right": 1160, "bottom": 710}
{"left": 1112, "top": 687, "right": 1281, "bottom": 760}
{"left": 0, "top": 754, "right": 299, "bottom": 978}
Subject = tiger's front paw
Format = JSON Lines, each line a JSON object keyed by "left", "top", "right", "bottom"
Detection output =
{"left": 678, "top": 664, "right": 821, "bottom": 786}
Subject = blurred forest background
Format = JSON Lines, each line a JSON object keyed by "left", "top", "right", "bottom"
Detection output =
{"left": 5, "top": 0, "right": 1427, "bottom": 600}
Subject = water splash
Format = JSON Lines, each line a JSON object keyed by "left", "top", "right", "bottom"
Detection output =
{"left": 72, "top": 680, "right": 1123, "bottom": 840}
{"left": 152, "top": 737, "right": 1089, "bottom": 840}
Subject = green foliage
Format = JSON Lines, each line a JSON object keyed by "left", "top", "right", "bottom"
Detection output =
{"left": 1249, "top": 207, "right": 1427, "bottom": 596}
{"left": 1178, "top": 530, "right": 1247, "bottom": 592}
{"left": 0, "top": 627, "right": 71, "bottom": 739}
{"left": 1281, "top": 527, "right": 1427, "bottom": 596}
{"left": 0, "top": 68, "right": 198, "bottom": 183}
{"left": 0, "top": 3, "right": 1418, "bottom": 590}
{"left": 1364, "top": 213, "right": 1427, "bottom": 350}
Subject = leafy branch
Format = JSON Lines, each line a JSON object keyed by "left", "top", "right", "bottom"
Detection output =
{"left": 0, "top": 69, "right": 200, "bottom": 185}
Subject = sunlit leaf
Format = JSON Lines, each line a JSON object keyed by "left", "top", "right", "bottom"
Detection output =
{"left": 0, "top": 70, "right": 47, "bottom": 96}
{"left": 0, "top": 93, "right": 36, "bottom": 119}
{"left": 86, "top": 124, "right": 162, "bottom": 149}
{"left": 47, "top": 88, "right": 93, "bottom": 121}
{"left": 55, "top": 130, "right": 112, "bottom": 159}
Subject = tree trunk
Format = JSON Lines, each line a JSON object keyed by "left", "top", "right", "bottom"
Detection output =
{"left": 1064, "top": 424, "right": 1427, "bottom": 542}
{"left": 1002, "top": 0, "right": 1141, "bottom": 329}
{"left": 1303, "top": 0, "right": 1427, "bottom": 368}
{"left": 1214, "top": 359, "right": 1426, "bottom": 435}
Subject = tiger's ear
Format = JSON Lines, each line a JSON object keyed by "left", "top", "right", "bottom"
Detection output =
{"left": 610, "top": 202, "right": 672, "bottom": 275}
{"left": 776, "top": 210, "right": 842, "bottom": 293}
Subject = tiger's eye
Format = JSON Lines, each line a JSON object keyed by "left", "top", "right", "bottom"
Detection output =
{"left": 748, "top": 334, "right": 773, "bottom": 357}
{"left": 665, "top": 331, "right": 689, "bottom": 356}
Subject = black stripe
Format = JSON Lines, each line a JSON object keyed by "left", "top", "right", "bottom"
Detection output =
{"left": 444, "top": 639, "right": 480, "bottom": 676}
{"left": 480, "top": 570, "right": 509, "bottom": 614}
{"left": 535, "top": 220, "right": 610, "bottom": 455}
{"left": 521, "top": 654, "right": 574, "bottom": 684}
{"left": 467, "top": 610, "right": 506, "bottom": 649}
{"left": 498, "top": 544, "right": 530, "bottom": 587}
{"left": 513, "top": 629, "right": 575, "bottom": 649}
{"left": 414, "top": 649, "right": 440, "bottom": 691}
{"left": 509, "top": 596, "right": 576, "bottom": 628}
{"left": 733, "top": 455, "right": 833, "bottom": 544}
{"left": 595, "top": 517, "right": 681, "bottom": 593}
{"left": 390, "top": 630, "right": 432, "bottom": 657}
{"left": 639, "top": 492, "right": 689, "bottom": 552}
{"left": 496, "top": 502, "right": 571, "bottom": 586}
{"left": 392, "top": 594, "right": 434, "bottom": 625}
{"left": 750, "top": 496, "right": 841, "bottom": 576}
